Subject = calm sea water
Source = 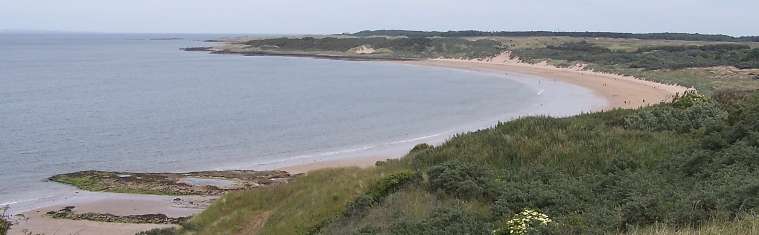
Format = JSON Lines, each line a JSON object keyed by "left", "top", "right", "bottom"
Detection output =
{"left": 0, "top": 33, "right": 603, "bottom": 212}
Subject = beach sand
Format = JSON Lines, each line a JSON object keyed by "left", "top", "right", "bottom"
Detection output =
{"left": 9, "top": 195, "right": 213, "bottom": 235}
{"left": 10, "top": 54, "right": 689, "bottom": 234}
{"left": 413, "top": 53, "right": 690, "bottom": 110}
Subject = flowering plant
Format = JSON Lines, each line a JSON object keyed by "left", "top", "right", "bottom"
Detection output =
{"left": 493, "top": 209, "right": 552, "bottom": 235}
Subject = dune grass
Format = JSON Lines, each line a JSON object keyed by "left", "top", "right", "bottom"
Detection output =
{"left": 317, "top": 187, "right": 493, "bottom": 234}
{"left": 624, "top": 214, "right": 759, "bottom": 235}
{"left": 0, "top": 218, "right": 8, "bottom": 235}
{"left": 181, "top": 165, "right": 409, "bottom": 235}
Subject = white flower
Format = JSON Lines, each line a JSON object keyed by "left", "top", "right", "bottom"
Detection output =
{"left": 496, "top": 209, "right": 552, "bottom": 235}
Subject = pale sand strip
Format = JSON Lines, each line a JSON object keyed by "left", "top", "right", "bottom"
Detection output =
{"left": 9, "top": 195, "right": 213, "bottom": 235}
{"left": 418, "top": 52, "right": 691, "bottom": 110}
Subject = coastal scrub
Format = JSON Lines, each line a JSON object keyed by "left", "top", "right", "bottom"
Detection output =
{"left": 182, "top": 91, "right": 759, "bottom": 234}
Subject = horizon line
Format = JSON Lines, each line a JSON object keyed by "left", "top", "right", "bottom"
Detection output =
{"left": 2, "top": 29, "right": 757, "bottom": 37}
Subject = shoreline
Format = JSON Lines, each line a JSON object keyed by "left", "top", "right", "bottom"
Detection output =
{"left": 181, "top": 46, "right": 417, "bottom": 61}
{"left": 415, "top": 53, "right": 691, "bottom": 110}
{"left": 8, "top": 193, "right": 213, "bottom": 235}
{"left": 278, "top": 54, "right": 690, "bottom": 173}
{"left": 8, "top": 54, "right": 689, "bottom": 234}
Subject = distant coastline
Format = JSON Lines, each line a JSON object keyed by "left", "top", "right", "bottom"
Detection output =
{"left": 181, "top": 46, "right": 416, "bottom": 61}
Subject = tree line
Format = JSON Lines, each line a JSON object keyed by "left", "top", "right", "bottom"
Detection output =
{"left": 349, "top": 30, "right": 759, "bottom": 42}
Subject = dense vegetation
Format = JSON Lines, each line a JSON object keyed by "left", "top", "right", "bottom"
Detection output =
{"left": 350, "top": 30, "right": 759, "bottom": 42}
{"left": 240, "top": 37, "right": 506, "bottom": 59}
{"left": 514, "top": 41, "right": 759, "bottom": 70}
{"left": 171, "top": 91, "right": 759, "bottom": 234}
{"left": 508, "top": 40, "right": 759, "bottom": 95}
{"left": 0, "top": 218, "right": 8, "bottom": 235}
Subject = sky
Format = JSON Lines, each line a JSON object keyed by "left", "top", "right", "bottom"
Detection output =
{"left": 2, "top": 0, "right": 758, "bottom": 36}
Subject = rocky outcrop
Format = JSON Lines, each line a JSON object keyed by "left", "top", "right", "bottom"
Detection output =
{"left": 50, "top": 170, "right": 293, "bottom": 196}
{"left": 46, "top": 206, "right": 188, "bottom": 224}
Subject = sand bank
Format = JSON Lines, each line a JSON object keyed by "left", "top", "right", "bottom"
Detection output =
{"left": 8, "top": 194, "right": 214, "bottom": 235}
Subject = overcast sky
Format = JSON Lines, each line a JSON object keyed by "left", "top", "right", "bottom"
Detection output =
{"left": 2, "top": 0, "right": 757, "bottom": 36}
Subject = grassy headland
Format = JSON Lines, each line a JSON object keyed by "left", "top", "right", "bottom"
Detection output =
{"left": 195, "top": 36, "right": 507, "bottom": 60}
{"left": 196, "top": 31, "right": 759, "bottom": 95}
{"left": 348, "top": 30, "right": 759, "bottom": 42}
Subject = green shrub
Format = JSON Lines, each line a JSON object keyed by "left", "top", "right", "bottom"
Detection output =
{"left": 493, "top": 172, "right": 590, "bottom": 218}
{"left": 366, "top": 171, "right": 417, "bottom": 200}
{"left": 427, "top": 160, "right": 497, "bottom": 200}
{"left": 624, "top": 93, "right": 725, "bottom": 132}
{"left": 389, "top": 207, "right": 492, "bottom": 235}
{"left": 671, "top": 92, "right": 711, "bottom": 109}
{"left": 409, "top": 143, "right": 433, "bottom": 153}
{"left": 0, "top": 218, "right": 9, "bottom": 235}
{"left": 344, "top": 170, "right": 417, "bottom": 217}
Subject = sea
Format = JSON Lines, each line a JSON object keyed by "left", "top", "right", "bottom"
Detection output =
{"left": 0, "top": 33, "right": 604, "bottom": 213}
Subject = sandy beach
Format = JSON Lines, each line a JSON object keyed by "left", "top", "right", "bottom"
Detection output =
{"left": 8, "top": 194, "right": 213, "bottom": 235}
{"left": 415, "top": 53, "right": 691, "bottom": 110}
{"left": 8, "top": 54, "right": 689, "bottom": 234}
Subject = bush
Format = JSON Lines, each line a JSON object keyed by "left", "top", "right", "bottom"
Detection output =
{"left": 409, "top": 143, "right": 433, "bottom": 153}
{"left": 671, "top": 92, "right": 710, "bottom": 109}
{"left": 366, "top": 171, "right": 417, "bottom": 200}
{"left": 0, "top": 218, "right": 9, "bottom": 235}
{"left": 427, "top": 160, "right": 497, "bottom": 200}
{"left": 492, "top": 172, "right": 591, "bottom": 218}
{"left": 389, "top": 207, "right": 492, "bottom": 235}
{"left": 344, "top": 170, "right": 417, "bottom": 217}
{"left": 624, "top": 93, "right": 725, "bottom": 132}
